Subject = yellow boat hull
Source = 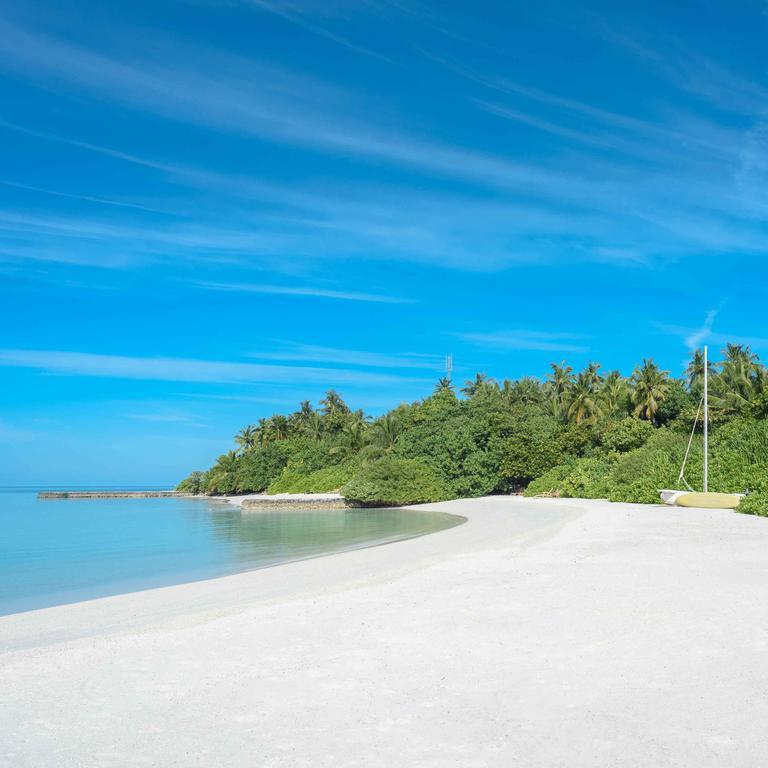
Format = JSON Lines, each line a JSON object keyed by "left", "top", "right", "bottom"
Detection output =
{"left": 675, "top": 492, "right": 742, "bottom": 509}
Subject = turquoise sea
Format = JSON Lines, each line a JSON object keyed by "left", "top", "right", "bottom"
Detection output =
{"left": 0, "top": 489, "right": 461, "bottom": 616}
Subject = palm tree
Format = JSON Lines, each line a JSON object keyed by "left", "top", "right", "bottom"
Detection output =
{"left": 544, "top": 361, "right": 574, "bottom": 421}
{"left": 567, "top": 372, "right": 603, "bottom": 424}
{"left": 330, "top": 420, "right": 368, "bottom": 460}
{"left": 630, "top": 359, "right": 669, "bottom": 423}
{"left": 292, "top": 400, "right": 315, "bottom": 429}
{"left": 434, "top": 377, "right": 455, "bottom": 395}
{"left": 234, "top": 425, "right": 258, "bottom": 454}
{"left": 373, "top": 413, "right": 401, "bottom": 451}
{"left": 685, "top": 349, "right": 708, "bottom": 396}
{"left": 600, "top": 371, "right": 629, "bottom": 416}
{"left": 214, "top": 450, "right": 239, "bottom": 472}
{"left": 713, "top": 344, "right": 764, "bottom": 415}
{"left": 301, "top": 412, "right": 324, "bottom": 441}
{"left": 461, "top": 372, "right": 496, "bottom": 397}
{"left": 583, "top": 362, "right": 604, "bottom": 391}
{"left": 320, "top": 390, "right": 350, "bottom": 418}
{"left": 547, "top": 361, "right": 574, "bottom": 401}
{"left": 269, "top": 415, "right": 290, "bottom": 441}
{"left": 502, "top": 377, "right": 543, "bottom": 406}
{"left": 256, "top": 418, "right": 270, "bottom": 446}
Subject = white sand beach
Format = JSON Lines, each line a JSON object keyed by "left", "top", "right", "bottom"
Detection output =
{"left": 2, "top": 496, "right": 768, "bottom": 767}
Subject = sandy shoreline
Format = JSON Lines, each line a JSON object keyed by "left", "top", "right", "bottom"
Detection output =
{"left": 2, "top": 496, "right": 768, "bottom": 766}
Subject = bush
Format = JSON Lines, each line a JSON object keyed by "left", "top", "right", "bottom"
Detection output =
{"left": 606, "top": 429, "right": 696, "bottom": 503}
{"left": 234, "top": 442, "right": 295, "bottom": 493}
{"left": 738, "top": 491, "right": 768, "bottom": 516}
{"left": 206, "top": 470, "right": 238, "bottom": 495}
{"left": 524, "top": 461, "right": 576, "bottom": 497}
{"left": 342, "top": 457, "right": 448, "bottom": 506}
{"left": 557, "top": 423, "right": 598, "bottom": 457}
{"left": 500, "top": 417, "right": 563, "bottom": 487}
{"left": 284, "top": 439, "right": 338, "bottom": 474}
{"left": 394, "top": 399, "right": 511, "bottom": 497}
{"left": 710, "top": 418, "right": 768, "bottom": 494}
{"left": 176, "top": 470, "right": 208, "bottom": 494}
{"left": 599, "top": 417, "right": 655, "bottom": 453}
{"left": 267, "top": 460, "right": 360, "bottom": 494}
{"left": 524, "top": 455, "right": 616, "bottom": 499}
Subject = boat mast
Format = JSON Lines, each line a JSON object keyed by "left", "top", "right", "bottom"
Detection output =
{"left": 703, "top": 345, "right": 708, "bottom": 492}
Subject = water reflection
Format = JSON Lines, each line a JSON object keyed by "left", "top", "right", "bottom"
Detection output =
{"left": 0, "top": 493, "right": 462, "bottom": 614}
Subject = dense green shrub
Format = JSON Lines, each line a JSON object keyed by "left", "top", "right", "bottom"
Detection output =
{"left": 656, "top": 379, "right": 695, "bottom": 425}
{"left": 207, "top": 469, "right": 238, "bottom": 495}
{"left": 523, "top": 460, "right": 576, "bottom": 497}
{"left": 557, "top": 423, "right": 598, "bottom": 457}
{"left": 501, "top": 417, "right": 563, "bottom": 487}
{"left": 738, "top": 491, "right": 768, "bottom": 516}
{"left": 234, "top": 442, "right": 296, "bottom": 493}
{"left": 267, "top": 460, "right": 360, "bottom": 494}
{"left": 176, "top": 470, "right": 208, "bottom": 494}
{"left": 606, "top": 429, "right": 696, "bottom": 503}
{"left": 710, "top": 418, "right": 768, "bottom": 494}
{"left": 342, "top": 457, "right": 448, "bottom": 506}
{"left": 524, "top": 456, "right": 616, "bottom": 498}
{"left": 598, "top": 417, "right": 655, "bottom": 453}
{"left": 284, "top": 439, "right": 338, "bottom": 474}
{"left": 393, "top": 397, "right": 513, "bottom": 497}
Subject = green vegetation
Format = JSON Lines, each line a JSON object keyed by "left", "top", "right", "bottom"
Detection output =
{"left": 342, "top": 457, "right": 446, "bottom": 506}
{"left": 178, "top": 345, "right": 768, "bottom": 511}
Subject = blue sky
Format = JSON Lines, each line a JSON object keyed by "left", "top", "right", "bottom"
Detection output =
{"left": 2, "top": 0, "right": 768, "bottom": 485}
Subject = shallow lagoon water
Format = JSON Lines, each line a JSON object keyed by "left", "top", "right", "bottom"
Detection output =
{"left": 0, "top": 490, "right": 462, "bottom": 615}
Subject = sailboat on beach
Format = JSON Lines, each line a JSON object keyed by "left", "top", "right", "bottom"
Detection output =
{"left": 659, "top": 346, "right": 744, "bottom": 509}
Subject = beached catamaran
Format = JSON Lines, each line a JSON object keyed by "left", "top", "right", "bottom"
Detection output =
{"left": 659, "top": 346, "right": 744, "bottom": 509}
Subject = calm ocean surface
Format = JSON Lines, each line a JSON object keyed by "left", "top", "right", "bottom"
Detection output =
{"left": 0, "top": 489, "right": 462, "bottom": 616}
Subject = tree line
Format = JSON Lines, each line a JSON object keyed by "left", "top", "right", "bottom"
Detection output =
{"left": 178, "top": 344, "right": 768, "bottom": 513}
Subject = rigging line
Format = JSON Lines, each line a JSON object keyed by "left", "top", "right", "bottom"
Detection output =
{"left": 679, "top": 396, "right": 704, "bottom": 492}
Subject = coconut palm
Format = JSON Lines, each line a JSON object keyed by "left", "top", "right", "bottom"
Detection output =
{"left": 502, "top": 377, "right": 543, "bottom": 406}
{"left": 461, "top": 373, "right": 496, "bottom": 397}
{"left": 434, "top": 377, "right": 455, "bottom": 395}
{"left": 330, "top": 420, "right": 369, "bottom": 460}
{"left": 234, "top": 425, "right": 258, "bottom": 454}
{"left": 713, "top": 344, "right": 764, "bottom": 415}
{"left": 373, "top": 413, "right": 401, "bottom": 451}
{"left": 292, "top": 400, "right": 315, "bottom": 429}
{"left": 547, "top": 362, "right": 574, "bottom": 400}
{"left": 600, "top": 371, "right": 629, "bottom": 416}
{"left": 630, "top": 359, "right": 670, "bottom": 423}
{"left": 320, "top": 390, "right": 350, "bottom": 418}
{"left": 214, "top": 450, "right": 239, "bottom": 472}
{"left": 685, "top": 349, "right": 709, "bottom": 396}
{"left": 270, "top": 415, "right": 290, "bottom": 441}
{"left": 256, "top": 418, "right": 270, "bottom": 446}
{"left": 567, "top": 372, "right": 603, "bottom": 424}
{"left": 583, "top": 362, "right": 604, "bottom": 391}
{"left": 301, "top": 412, "right": 324, "bottom": 441}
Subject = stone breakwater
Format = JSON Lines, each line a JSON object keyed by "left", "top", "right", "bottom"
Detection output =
{"left": 239, "top": 494, "right": 351, "bottom": 511}
{"left": 38, "top": 491, "right": 179, "bottom": 500}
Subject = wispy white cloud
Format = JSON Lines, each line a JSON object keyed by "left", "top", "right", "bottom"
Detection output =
{"left": 0, "top": 18, "right": 602, "bottom": 200}
{"left": 657, "top": 313, "right": 768, "bottom": 354}
{"left": 457, "top": 330, "right": 588, "bottom": 353}
{"left": 684, "top": 308, "right": 719, "bottom": 349}
{"left": 250, "top": 343, "right": 442, "bottom": 369}
{"left": 245, "top": 0, "right": 395, "bottom": 63}
{"left": 195, "top": 281, "right": 413, "bottom": 303}
{"left": 0, "top": 349, "right": 426, "bottom": 386}
{"left": 127, "top": 411, "right": 204, "bottom": 425}
{"left": 0, "top": 179, "right": 165, "bottom": 213}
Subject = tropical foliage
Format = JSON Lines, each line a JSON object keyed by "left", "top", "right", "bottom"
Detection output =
{"left": 178, "top": 345, "right": 768, "bottom": 511}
